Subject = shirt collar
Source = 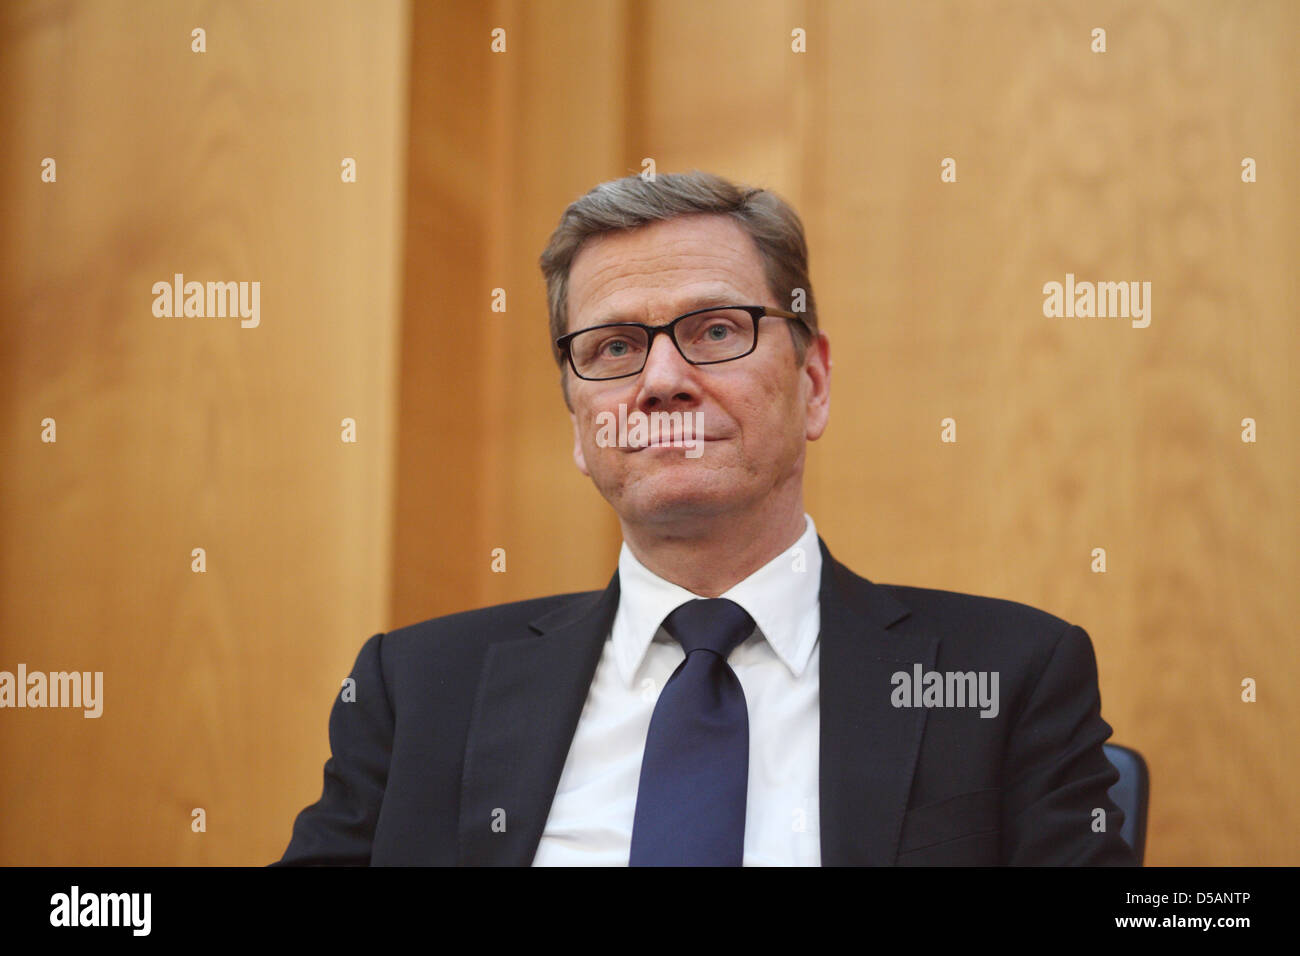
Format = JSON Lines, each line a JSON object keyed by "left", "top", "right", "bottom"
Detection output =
{"left": 610, "top": 514, "right": 822, "bottom": 687}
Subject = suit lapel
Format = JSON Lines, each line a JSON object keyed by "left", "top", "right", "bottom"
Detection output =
{"left": 455, "top": 539, "right": 937, "bottom": 866}
{"left": 457, "top": 573, "right": 619, "bottom": 865}
{"left": 817, "top": 538, "right": 938, "bottom": 865}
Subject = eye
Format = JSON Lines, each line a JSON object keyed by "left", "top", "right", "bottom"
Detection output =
{"left": 690, "top": 314, "right": 743, "bottom": 343}
{"left": 600, "top": 337, "right": 635, "bottom": 357}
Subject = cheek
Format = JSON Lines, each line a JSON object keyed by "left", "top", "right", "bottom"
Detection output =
{"left": 740, "top": 381, "right": 805, "bottom": 455}
{"left": 576, "top": 411, "right": 625, "bottom": 468}
{"left": 578, "top": 421, "right": 603, "bottom": 459}
{"left": 753, "top": 371, "right": 802, "bottom": 421}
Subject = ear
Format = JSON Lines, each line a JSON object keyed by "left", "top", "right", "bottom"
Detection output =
{"left": 803, "top": 331, "right": 831, "bottom": 441}
{"left": 571, "top": 411, "right": 590, "bottom": 476}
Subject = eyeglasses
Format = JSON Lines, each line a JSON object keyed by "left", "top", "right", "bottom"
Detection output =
{"left": 555, "top": 305, "right": 809, "bottom": 381}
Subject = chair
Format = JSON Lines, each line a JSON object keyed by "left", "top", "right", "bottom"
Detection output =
{"left": 1103, "top": 743, "right": 1149, "bottom": 864}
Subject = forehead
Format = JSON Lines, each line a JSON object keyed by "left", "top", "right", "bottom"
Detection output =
{"left": 566, "top": 213, "right": 770, "bottom": 329}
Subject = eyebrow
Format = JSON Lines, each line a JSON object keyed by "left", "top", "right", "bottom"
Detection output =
{"left": 590, "top": 291, "right": 750, "bottom": 328}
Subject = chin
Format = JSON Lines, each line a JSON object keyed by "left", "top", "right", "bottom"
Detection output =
{"left": 615, "top": 476, "right": 738, "bottom": 526}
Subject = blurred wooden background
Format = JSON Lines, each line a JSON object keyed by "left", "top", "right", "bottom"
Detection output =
{"left": 1, "top": 0, "right": 1295, "bottom": 865}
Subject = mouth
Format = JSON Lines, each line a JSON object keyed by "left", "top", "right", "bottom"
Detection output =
{"left": 592, "top": 405, "right": 716, "bottom": 454}
{"left": 628, "top": 436, "right": 714, "bottom": 453}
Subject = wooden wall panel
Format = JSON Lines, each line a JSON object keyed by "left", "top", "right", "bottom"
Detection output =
{"left": 0, "top": 0, "right": 409, "bottom": 863}
{"left": 390, "top": 0, "right": 631, "bottom": 628}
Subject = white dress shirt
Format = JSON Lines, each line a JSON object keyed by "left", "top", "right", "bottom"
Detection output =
{"left": 532, "top": 514, "right": 823, "bottom": 866}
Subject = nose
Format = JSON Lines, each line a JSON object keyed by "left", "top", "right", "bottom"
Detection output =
{"left": 636, "top": 327, "right": 697, "bottom": 408}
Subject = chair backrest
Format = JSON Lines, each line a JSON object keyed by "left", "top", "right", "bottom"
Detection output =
{"left": 1103, "top": 743, "right": 1149, "bottom": 864}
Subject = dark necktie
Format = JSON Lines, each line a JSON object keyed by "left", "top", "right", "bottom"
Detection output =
{"left": 629, "top": 598, "right": 754, "bottom": 866}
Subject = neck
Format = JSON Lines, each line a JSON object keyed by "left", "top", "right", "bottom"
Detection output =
{"left": 621, "top": 501, "right": 808, "bottom": 597}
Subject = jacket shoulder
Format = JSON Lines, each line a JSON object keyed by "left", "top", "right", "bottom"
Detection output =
{"left": 866, "top": 582, "right": 1098, "bottom": 727}
{"left": 380, "top": 589, "right": 605, "bottom": 656}
{"left": 878, "top": 582, "right": 1073, "bottom": 635}
{"left": 863, "top": 579, "right": 1081, "bottom": 667}
{"left": 822, "top": 545, "right": 1074, "bottom": 644}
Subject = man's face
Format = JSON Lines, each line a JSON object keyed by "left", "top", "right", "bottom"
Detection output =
{"left": 564, "top": 212, "right": 830, "bottom": 532}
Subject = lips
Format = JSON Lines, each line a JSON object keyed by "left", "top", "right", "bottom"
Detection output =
{"left": 593, "top": 405, "right": 711, "bottom": 452}
{"left": 628, "top": 436, "right": 713, "bottom": 452}
{"left": 633, "top": 433, "right": 705, "bottom": 447}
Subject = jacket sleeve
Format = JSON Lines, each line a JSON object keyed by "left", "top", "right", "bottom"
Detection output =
{"left": 272, "top": 632, "right": 394, "bottom": 865}
{"left": 1001, "top": 623, "right": 1138, "bottom": 865}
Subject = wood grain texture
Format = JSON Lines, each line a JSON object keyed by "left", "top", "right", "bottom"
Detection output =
{"left": 390, "top": 0, "right": 630, "bottom": 629}
{"left": 1, "top": 0, "right": 1294, "bottom": 866}
{"left": 0, "top": 0, "right": 409, "bottom": 863}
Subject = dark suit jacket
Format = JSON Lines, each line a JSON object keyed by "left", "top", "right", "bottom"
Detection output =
{"left": 276, "top": 538, "right": 1136, "bottom": 865}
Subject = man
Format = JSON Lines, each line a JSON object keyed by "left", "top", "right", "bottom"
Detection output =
{"left": 276, "top": 171, "right": 1135, "bottom": 866}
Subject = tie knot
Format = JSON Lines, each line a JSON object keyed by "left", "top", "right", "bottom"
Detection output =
{"left": 661, "top": 598, "right": 755, "bottom": 659}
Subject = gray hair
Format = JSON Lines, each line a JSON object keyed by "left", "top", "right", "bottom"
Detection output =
{"left": 538, "top": 170, "right": 818, "bottom": 403}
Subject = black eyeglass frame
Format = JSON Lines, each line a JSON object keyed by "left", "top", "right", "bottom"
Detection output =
{"left": 555, "top": 305, "right": 810, "bottom": 382}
